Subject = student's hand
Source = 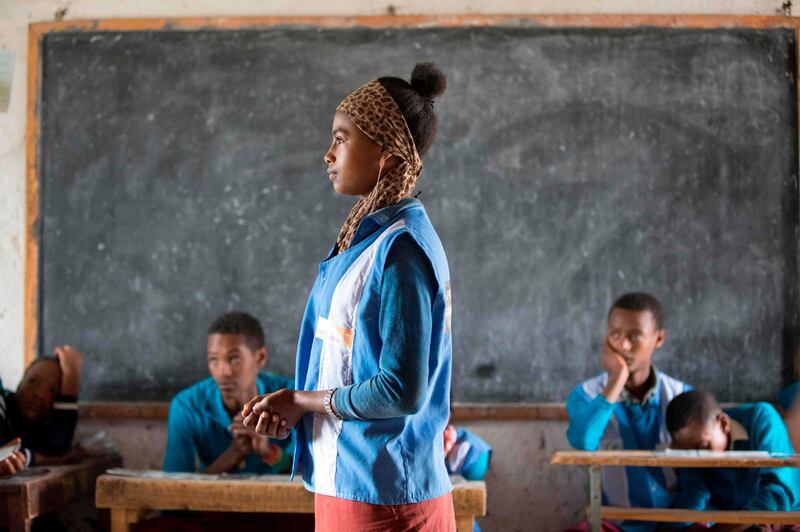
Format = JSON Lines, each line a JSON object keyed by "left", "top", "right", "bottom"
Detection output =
{"left": 54, "top": 345, "right": 82, "bottom": 396}
{"left": 243, "top": 389, "right": 299, "bottom": 439}
{"left": 0, "top": 439, "right": 26, "bottom": 476}
{"left": 443, "top": 424, "right": 457, "bottom": 455}
{"left": 228, "top": 414, "right": 255, "bottom": 458}
{"left": 601, "top": 337, "right": 629, "bottom": 403}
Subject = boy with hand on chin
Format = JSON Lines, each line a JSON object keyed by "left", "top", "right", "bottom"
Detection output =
{"left": 163, "top": 312, "right": 294, "bottom": 474}
{"left": 565, "top": 293, "right": 692, "bottom": 532}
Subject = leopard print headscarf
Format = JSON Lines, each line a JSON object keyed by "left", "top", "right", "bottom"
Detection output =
{"left": 335, "top": 80, "right": 422, "bottom": 251}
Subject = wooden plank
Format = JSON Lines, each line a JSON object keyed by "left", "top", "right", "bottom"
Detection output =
{"left": 0, "top": 455, "right": 120, "bottom": 530}
{"left": 26, "top": 15, "right": 800, "bottom": 37}
{"left": 602, "top": 506, "right": 800, "bottom": 525}
{"left": 79, "top": 401, "right": 170, "bottom": 419}
{"left": 455, "top": 515, "right": 473, "bottom": 532}
{"left": 96, "top": 476, "right": 315, "bottom": 513}
{"left": 3, "top": 491, "right": 29, "bottom": 532}
{"left": 96, "top": 474, "right": 486, "bottom": 517}
{"left": 551, "top": 450, "right": 800, "bottom": 468}
{"left": 24, "top": 24, "right": 44, "bottom": 368}
{"left": 451, "top": 480, "right": 487, "bottom": 516}
{"left": 452, "top": 403, "right": 567, "bottom": 421}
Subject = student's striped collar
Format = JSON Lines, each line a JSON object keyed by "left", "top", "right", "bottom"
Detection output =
{"left": 619, "top": 367, "right": 659, "bottom": 407}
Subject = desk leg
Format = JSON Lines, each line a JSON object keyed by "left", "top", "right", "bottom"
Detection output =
{"left": 589, "top": 464, "right": 601, "bottom": 532}
{"left": 6, "top": 493, "right": 31, "bottom": 532}
{"left": 456, "top": 514, "right": 473, "bottom": 532}
{"left": 110, "top": 508, "right": 145, "bottom": 532}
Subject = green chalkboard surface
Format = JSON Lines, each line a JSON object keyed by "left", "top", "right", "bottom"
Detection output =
{"left": 38, "top": 26, "right": 798, "bottom": 402}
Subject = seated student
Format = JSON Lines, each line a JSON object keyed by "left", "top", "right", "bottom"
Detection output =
{"left": 164, "top": 311, "right": 294, "bottom": 474}
{"left": 444, "top": 423, "right": 492, "bottom": 481}
{"left": 565, "top": 292, "right": 691, "bottom": 532}
{"left": 0, "top": 346, "right": 82, "bottom": 469}
{"left": 444, "top": 423, "right": 491, "bottom": 532}
{"left": 666, "top": 390, "right": 800, "bottom": 531}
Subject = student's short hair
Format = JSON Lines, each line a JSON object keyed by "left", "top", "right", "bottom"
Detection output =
{"left": 609, "top": 292, "right": 664, "bottom": 330}
{"left": 207, "top": 312, "right": 265, "bottom": 352}
{"left": 25, "top": 356, "right": 60, "bottom": 375}
{"left": 665, "top": 390, "right": 720, "bottom": 434}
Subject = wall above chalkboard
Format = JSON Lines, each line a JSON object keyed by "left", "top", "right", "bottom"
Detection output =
{"left": 27, "top": 16, "right": 799, "bottom": 403}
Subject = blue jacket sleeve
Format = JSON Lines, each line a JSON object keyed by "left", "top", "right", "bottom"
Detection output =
{"left": 744, "top": 403, "right": 800, "bottom": 511}
{"left": 163, "top": 396, "right": 198, "bottom": 472}
{"left": 566, "top": 384, "right": 617, "bottom": 451}
{"left": 333, "top": 233, "right": 436, "bottom": 420}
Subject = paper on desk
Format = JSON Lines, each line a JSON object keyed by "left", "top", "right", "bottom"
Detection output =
{"left": 659, "top": 449, "right": 772, "bottom": 458}
{"left": 105, "top": 468, "right": 300, "bottom": 482}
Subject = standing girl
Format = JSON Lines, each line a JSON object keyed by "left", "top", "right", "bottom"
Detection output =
{"left": 242, "top": 63, "right": 454, "bottom": 531}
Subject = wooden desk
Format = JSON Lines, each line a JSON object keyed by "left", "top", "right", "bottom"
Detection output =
{"left": 95, "top": 471, "right": 486, "bottom": 532}
{"left": 552, "top": 450, "right": 800, "bottom": 531}
{"left": 0, "top": 454, "right": 122, "bottom": 532}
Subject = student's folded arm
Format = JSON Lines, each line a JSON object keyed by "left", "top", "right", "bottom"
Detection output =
{"left": 744, "top": 403, "right": 799, "bottom": 511}
{"left": 163, "top": 397, "right": 199, "bottom": 472}
{"left": 43, "top": 394, "right": 79, "bottom": 455}
{"left": 0, "top": 394, "right": 33, "bottom": 467}
{"left": 658, "top": 468, "right": 712, "bottom": 529}
{"left": 565, "top": 386, "right": 616, "bottom": 451}
{"left": 333, "top": 234, "right": 435, "bottom": 421}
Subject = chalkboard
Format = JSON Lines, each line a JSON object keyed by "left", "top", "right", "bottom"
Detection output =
{"left": 37, "top": 25, "right": 799, "bottom": 402}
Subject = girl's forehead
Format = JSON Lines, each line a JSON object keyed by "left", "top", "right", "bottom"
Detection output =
{"left": 332, "top": 109, "right": 354, "bottom": 130}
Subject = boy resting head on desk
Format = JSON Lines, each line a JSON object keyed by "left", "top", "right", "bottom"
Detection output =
{"left": 163, "top": 311, "right": 294, "bottom": 474}
{"left": 0, "top": 345, "right": 83, "bottom": 473}
{"left": 666, "top": 390, "right": 800, "bottom": 532}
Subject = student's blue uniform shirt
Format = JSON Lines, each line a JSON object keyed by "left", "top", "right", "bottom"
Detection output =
{"left": 566, "top": 369, "right": 691, "bottom": 532}
{"left": 293, "top": 198, "right": 453, "bottom": 505}
{"left": 779, "top": 382, "right": 800, "bottom": 411}
{"left": 164, "top": 372, "right": 295, "bottom": 473}
{"left": 672, "top": 402, "right": 800, "bottom": 515}
{"left": 444, "top": 429, "right": 491, "bottom": 532}
{"left": 445, "top": 428, "right": 492, "bottom": 481}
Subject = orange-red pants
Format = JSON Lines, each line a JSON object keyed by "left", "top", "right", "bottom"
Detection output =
{"left": 314, "top": 492, "right": 456, "bottom": 532}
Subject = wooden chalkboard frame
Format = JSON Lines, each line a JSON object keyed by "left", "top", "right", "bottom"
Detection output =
{"left": 26, "top": 14, "right": 800, "bottom": 420}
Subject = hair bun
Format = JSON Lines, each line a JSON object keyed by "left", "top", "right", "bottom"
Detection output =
{"left": 410, "top": 63, "right": 447, "bottom": 100}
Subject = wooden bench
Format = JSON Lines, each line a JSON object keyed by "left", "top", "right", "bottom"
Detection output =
{"left": 552, "top": 450, "right": 800, "bottom": 531}
{"left": 0, "top": 454, "right": 122, "bottom": 532}
{"left": 95, "top": 471, "right": 486, "bottom": 531}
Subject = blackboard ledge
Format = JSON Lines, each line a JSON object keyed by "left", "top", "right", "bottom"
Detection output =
{"left": 77, "top": 401, "right": 569, "bottom": 421}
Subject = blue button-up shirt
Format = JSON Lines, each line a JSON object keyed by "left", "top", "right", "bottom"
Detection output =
{"left": 164, "top": 372, "right": 294, "bottom": 473}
